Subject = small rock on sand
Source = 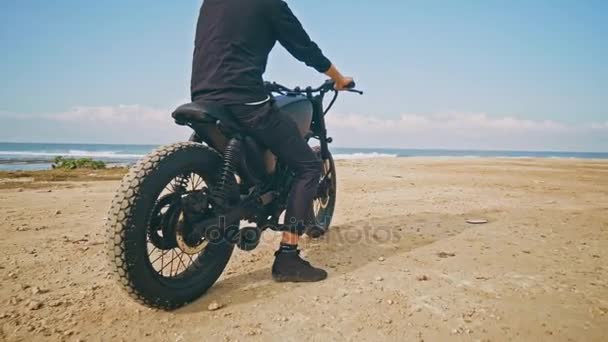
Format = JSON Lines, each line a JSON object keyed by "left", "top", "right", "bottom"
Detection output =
{"left": 207, "top": 301, "right": 223, "bottom": 311}
{"left": 437, "top": 252, "right": 456, "bottom": 258}
{"left": 375, "top": 276, "right": 384, "bottom": 282}
{"left": 417, "top": 275, "right": 430, "bottom": 281}
{"left": 28, "top": 301, "right": 43, "bottom": 311}
{"left": 466, "top": 219, "right": 488, "bottom": 225}
{"left": 31, "top": 286, "right": 49, "bottom": 295}
{"left": 48, "top": 300, "right": 64, "bottom": 307}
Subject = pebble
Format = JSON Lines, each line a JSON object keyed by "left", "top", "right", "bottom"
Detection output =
{"left": 378, "top": 257, "right": 386, "bottom": 262}
{"left": 437, "top": 252, "right": 456, "bottom": 258}
{"left": 375, "top": 276, "right": 384, "bottom": 282}
{"left": 48, "top": 300, "right": 64, "bottom": 307}
{"left": 55, "top": 210, "right": 62, "bottom": 215}
{"left": 246, "top": 328, "right": 262, "bottom": 336}
{"left": 417, "top": 275, "right": 430, "bottom": 281}
{"left": 386, "top": 300, "right": 394, "bottom": 305}
{"left": 31, "top": 286, "right": 49, "bottom": 295}
{"left": 207, "top": 301, "right": 223, "bottom": 311}
{"left": 28, "top": 300, "right": 43, "bottom": 311}
{"left": 466, "top": 219, "right": 488, "bottom": 225}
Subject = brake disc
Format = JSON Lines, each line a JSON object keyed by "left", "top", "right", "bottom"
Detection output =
{"left": 175, "top": 212, "right": 209, "bottom": 255}
{"left": 175, "top": 191, "right": 212, "bottom": 255}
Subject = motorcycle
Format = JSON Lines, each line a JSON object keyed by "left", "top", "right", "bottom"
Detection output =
{"left": 105, "top": 80, "right": 362, "bottom": 310}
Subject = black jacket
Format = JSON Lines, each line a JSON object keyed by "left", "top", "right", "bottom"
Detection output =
{"left": 191, "top": 0, "right": 332, "bottom": 104}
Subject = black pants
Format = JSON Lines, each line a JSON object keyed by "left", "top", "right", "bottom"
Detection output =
{"left": 228, "top": 100, "right": 322, "bottom": 234}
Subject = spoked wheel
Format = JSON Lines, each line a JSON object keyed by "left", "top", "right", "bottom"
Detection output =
{"left": 106, "top": 142, "right": 235, "bottom": 310}
{"left": 309, "top": 146, "right": 337, "bottom": 238}
{"left": 147, "top": 172, "right": 211, "bottom": 279}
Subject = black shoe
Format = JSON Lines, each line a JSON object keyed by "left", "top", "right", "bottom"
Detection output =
{"left": 305, "top": 224, "right": 327, "bottom": 239}
{"left": 272, "top": 250, "right": 328, "bottom": 283}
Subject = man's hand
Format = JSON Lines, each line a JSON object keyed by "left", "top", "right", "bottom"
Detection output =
{"left": 325, "top": 64, "right": 354, "bottom": 90}
{"left": 334, "top": 76, "right": 354, "bottom": 90}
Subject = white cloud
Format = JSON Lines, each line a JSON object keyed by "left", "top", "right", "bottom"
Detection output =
{"left": 0, "top": 104, "right": 188, "bottom": 144}
{"left": 2, "top": 105, "right": 607, "bottom": 151}
{"left": 328, "top": 112, "right": 568, "bottom": 132}
{"left": 51, "top": 105, "right": 168, "bottom": 124}
{"left": 326, "top": 112, "right": 608, "bottom": 151}
{"left": 590, "top": 121, "right": 608, "bottom": 130}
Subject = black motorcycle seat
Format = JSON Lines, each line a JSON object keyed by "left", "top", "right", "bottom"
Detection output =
{"left": 172, "top": 102, "right": 241, "bottom": 132}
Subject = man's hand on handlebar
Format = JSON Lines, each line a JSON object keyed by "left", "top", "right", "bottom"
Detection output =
{"left": 324, "top": 64, "right": 355, "bottom": 91}
{"left": 335, "top": 77, "right": 355, "bottom": 91}
{"left": 265, "top": 79, "right": 362, "bottom": 95}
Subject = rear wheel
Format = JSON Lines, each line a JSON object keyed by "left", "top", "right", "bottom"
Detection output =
{"left": 106, "top": 142, "right": 235, "bottom": 310}
{"left": 309, "top": 146, "right": 337, "bottom": 237}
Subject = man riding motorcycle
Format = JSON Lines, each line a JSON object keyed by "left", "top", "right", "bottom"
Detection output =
{"left": 191, "top": 0, "right": 354, "bottom": 282}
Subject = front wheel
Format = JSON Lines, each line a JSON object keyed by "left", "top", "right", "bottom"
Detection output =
{"left": 105, "top": 142, "right": 234, "bottom": 310}
{"left": 309, "top": 146, "right": 337, "bottom": 238}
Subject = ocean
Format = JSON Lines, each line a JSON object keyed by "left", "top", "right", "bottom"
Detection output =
{"left": 0, "top": 142, "right": 606, "bottom": 171}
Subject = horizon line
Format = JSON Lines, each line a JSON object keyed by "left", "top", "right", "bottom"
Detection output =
{"left": 0, "top": 141, "right": 607, "bottom": 155}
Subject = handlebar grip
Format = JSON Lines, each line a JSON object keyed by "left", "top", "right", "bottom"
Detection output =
{"left": 345, "top": 81, "right": 356, "bottom": 89}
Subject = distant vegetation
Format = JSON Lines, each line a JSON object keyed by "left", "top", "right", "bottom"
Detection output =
{"left": 52, "top": 157, "right": 107, "bottom": 170}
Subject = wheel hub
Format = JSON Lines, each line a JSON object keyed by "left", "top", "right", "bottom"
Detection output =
{"left": 148, "top": 190, "right": 213, "bottom": 253}
{"left": 175, "top": 212, "right": 209, "bottom": 255}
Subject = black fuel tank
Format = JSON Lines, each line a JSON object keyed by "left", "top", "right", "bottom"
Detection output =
{"left": 274, "top": 95, "right": 313, "bottom": 138}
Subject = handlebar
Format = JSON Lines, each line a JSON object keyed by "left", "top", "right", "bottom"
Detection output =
{"left": 265, "top": 80, "right": 363, "bottom": 95}
{"left": 266, "top": 80, "right": 362, "bottom": 116}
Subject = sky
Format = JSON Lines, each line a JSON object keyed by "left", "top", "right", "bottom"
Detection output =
{"left": 1, "top": 0, "right": 607, "bottom": 151}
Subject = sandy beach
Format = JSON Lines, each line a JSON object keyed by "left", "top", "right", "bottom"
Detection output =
{"left": 1, "top": 157, "right": 607, "bottom": 341}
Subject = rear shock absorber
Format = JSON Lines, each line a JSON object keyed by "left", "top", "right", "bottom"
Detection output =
{"left": 214, "top": 137, "right": 241, "bottom": 209}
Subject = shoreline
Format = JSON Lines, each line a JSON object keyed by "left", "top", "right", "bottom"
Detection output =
{"left": 2, "top": 155, "right": 608, "bottom": 172}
